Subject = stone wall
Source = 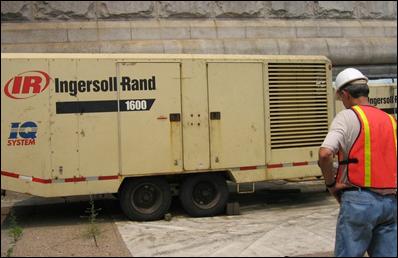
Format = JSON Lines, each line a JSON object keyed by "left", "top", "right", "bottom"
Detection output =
{"left": 1, "top": 1, "right": 397, "bottom": 21}
{"left": 1, "top": 1, "right": 397, "bottom": 77}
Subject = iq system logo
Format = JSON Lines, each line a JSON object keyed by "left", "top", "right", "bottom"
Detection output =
{"left": 8, "top": 121, "right": 38, "bottom": 146}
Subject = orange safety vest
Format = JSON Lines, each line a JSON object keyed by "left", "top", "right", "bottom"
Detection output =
{"left": 338, "top": 105, "right": 397, "bottom": 189}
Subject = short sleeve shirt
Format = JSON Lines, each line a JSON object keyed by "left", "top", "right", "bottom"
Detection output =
{"left": 321, "top": 109, "right": 360, "bottom": 184}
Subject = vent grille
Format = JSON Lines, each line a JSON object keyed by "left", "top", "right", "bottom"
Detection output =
{"left": 268, "top": 63, "right": 329, "bottom": 149}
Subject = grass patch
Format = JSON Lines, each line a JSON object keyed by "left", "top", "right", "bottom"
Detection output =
{"left": 6, "top": 210, "right": 23, "bottom": 257}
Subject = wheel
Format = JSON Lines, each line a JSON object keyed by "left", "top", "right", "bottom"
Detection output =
{"left": 119, "top": 177, "right": 171, "bottom": 221}
{"left": 179, "top": 174, "right": 229, "bottom": 217}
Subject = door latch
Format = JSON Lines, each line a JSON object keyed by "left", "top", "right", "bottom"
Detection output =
{"left": 210, "top": 112, "right": 221, "bottom": 120}
{"left": 169, "top": 113, "right": 181, "bottom": 122}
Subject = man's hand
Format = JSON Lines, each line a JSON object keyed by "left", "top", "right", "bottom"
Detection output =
{"left": 327, "top": 182, "right": 347, "bottom": 204}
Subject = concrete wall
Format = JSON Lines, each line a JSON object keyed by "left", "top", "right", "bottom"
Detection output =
{"left": 1, "top": 1, "right": 397, "bottom": 77}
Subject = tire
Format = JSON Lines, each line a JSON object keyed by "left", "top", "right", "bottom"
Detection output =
{"left": 119, "top": 177, "right": 171, "bottom": 221}
{"left": 179, "top": 174, "right": 229, "bottom": 217}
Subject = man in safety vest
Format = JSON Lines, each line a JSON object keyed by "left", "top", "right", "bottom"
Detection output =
{"left": 318, "top": 68, "right": 397, "bottom": 257}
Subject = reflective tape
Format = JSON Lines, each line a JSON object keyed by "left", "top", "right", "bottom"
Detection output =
{"left": 1, "top": 171, "right": 119, "bottom": 184}
{"left": 266, "top": 161, "right": 317, "bottom": 169}
{"left": 352, "top": 106, "right": 371, "bottom": 187}
{"left": 388, "top": 115, "right": 397, "bottom": 155}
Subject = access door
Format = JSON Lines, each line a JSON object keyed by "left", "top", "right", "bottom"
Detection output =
{"left": 207, "top": 62, "right": 265, "bottom": 169}
{"left": 118, "top": 62, "right": 183, "bottom": 175}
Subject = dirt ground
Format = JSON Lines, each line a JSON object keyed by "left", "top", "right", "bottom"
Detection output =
{"left": 1, "top": 196, "right": 131, "bottom": 257}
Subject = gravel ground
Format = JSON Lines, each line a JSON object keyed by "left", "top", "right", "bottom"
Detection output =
{"left": 1, "top": 195, "right": 131, "bottom": 257}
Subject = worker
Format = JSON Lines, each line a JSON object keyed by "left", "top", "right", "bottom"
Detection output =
{"left": 318, "top": 68, "right": 397, "bottom": 257}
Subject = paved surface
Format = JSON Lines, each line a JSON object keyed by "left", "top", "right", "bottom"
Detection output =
{"left": 115, "top": 181, "right": 338, "bottom": 257}
{"left": 1, "top": 180, "right": 338, "bottom": 257}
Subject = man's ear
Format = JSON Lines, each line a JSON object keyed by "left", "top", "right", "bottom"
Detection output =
{"left": 341, "top": 89, "right": 349, "bottom": 99}
{"left": 344, "top": 90, "right": 353, "bottom": 101}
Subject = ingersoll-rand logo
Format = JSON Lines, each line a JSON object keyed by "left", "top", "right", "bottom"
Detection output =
{"left": 4, "top": 71, "right": 51, "bottom": 99}
{"left": 3, "top": 70, "right": 158, "bottom": 114}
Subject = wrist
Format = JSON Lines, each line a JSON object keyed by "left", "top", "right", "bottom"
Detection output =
{"left": 325, "top": 180, "right": 336, "bottom": 188}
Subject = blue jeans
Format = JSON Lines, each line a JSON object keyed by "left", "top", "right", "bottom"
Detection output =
{"left": 335, "top": 189, "right": 397, "bottom": 257}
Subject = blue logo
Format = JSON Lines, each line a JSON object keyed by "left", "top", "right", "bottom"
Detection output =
{"left": 8, "top": 121, "right": 38, "bottom": 146}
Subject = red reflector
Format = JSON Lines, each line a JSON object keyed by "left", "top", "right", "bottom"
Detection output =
{"left": 293, "top": 162, "right": 308, "bottom": 166}
{"left": 32, "top": 177, "right": 52, "bottom": 184}
{"left": 240, "top": 166, "right": 257, "bottom": 171}
{"left": 1, "top": 171, "right": 19, "bottom": 178}
{"left": 98, "top": 175, "right": 119, "bottom": 180}
{"left": 65, "top": 177, "right": 86, "bottom": 183}
{"left": 267, "top": 164, "right": 283, "bottom": 169}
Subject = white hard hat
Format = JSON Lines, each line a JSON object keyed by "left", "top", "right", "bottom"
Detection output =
{"left": 335, "top": 68, "right": 368, "bottom": 91}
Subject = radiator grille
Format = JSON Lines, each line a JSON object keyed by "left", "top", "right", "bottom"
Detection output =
{"left": 268, "top": 63, "right": 329, "bottom": 149}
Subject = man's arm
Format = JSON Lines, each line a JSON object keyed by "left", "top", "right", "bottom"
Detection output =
{"left": 318, "top": 147, "right": 345, "bottom": 203}
{"left": 318, "top": 147, "right": 336, "bottom": 186}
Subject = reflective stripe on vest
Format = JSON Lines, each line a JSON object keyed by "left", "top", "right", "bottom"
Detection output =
{"left": 352, "top": 106, "right": 372, "bottom": 187}
{"left": 388, "top": 114, "right": 397, "bottom": 155}
{"left": 346, "top": 105, "right": 397, "bottom": 189}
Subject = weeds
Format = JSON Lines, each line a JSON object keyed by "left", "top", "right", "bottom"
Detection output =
{"left": 6, "top": 210, "right": 23, "bottom": 257}
{"left": 81, "top": 196, "right": 102, "bottom": 247}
